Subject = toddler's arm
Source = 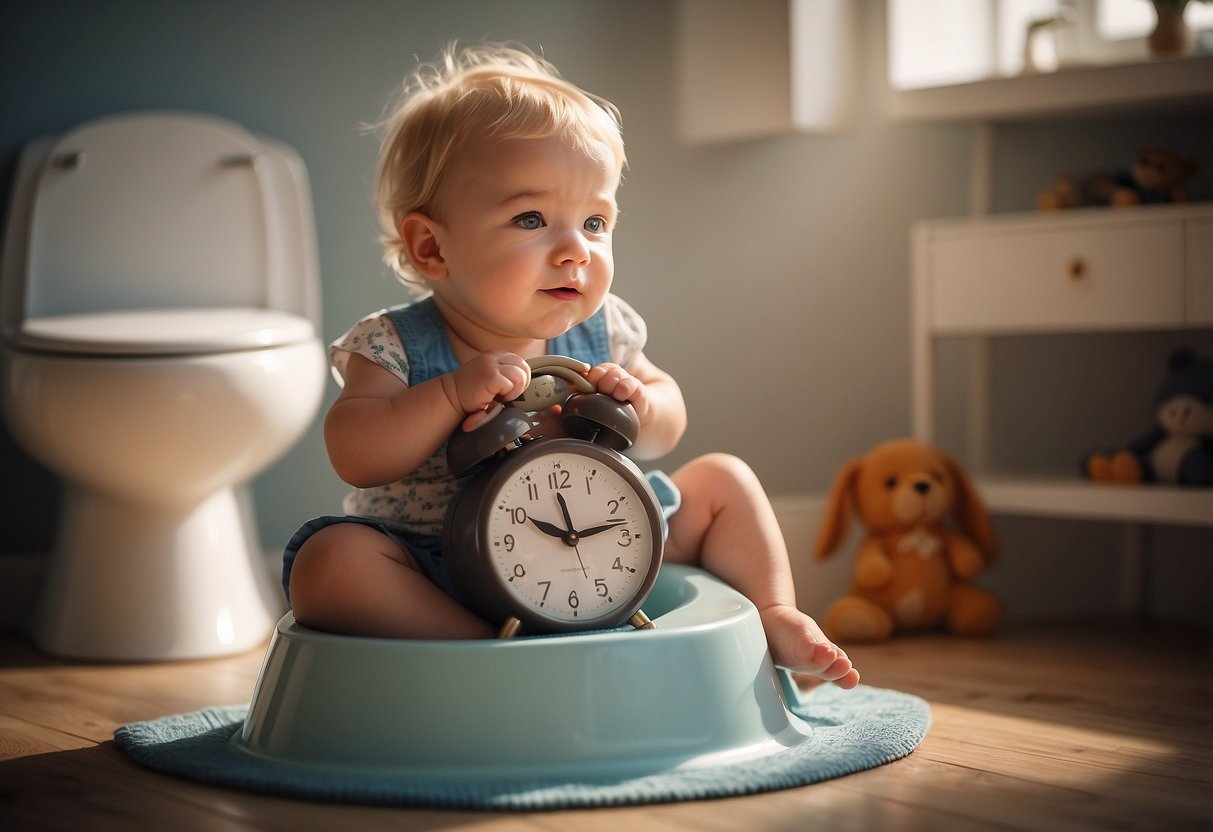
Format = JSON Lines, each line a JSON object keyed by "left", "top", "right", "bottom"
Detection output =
{"left": 324, "top": 350, "right": 530, "bottom": 487}
{"left": 586, "top": 352, "right": 686, "bottom": 459}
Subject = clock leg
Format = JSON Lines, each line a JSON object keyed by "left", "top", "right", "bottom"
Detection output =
{"left": 629, "top": 610, "right": 656, "bottom": 630}
{"left": 497, "top": 617, "right": 523, "bottom": 639}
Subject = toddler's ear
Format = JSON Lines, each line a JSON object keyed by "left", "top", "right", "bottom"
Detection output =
{"left": 400, "top": 212, "right": 448, "bottom": 280}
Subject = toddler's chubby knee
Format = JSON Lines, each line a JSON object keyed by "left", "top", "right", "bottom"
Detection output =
{"left": 676, "top": 452, "right": 764, "bottom": 497}
{"left": 686, "top": 452, "right": 758, "bottom": 483}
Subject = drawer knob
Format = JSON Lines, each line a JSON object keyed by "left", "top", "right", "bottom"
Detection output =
{"left": 1067, "top": 257, "right": 1086, "bottom": 280}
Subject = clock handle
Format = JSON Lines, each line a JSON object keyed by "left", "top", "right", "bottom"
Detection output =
{"left": 525, "top": 356, "right": 640, "bottom": 451}
{"left": 447, "top": 355, "right": 641, "bottom": 478}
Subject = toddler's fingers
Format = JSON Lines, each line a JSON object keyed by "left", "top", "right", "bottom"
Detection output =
{"left": 498, "top": 357, "right": 531, "bottom": 399}
{"left": 610, "top": 374, "right": 642, "bottom": 402}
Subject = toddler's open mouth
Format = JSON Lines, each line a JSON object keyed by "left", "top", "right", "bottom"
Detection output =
{"left": 543, "top": 287, "right": 581, "bottom": 300}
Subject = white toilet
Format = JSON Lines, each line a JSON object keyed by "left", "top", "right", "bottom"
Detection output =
{"left": 0, "top": 111, "right": 326, "bottom": 661}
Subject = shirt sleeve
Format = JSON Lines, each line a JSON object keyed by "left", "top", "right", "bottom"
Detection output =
{"left": 604, "top": 294, "right": 648, "bottom": 370}
{"left": 329, "top": 311, "right": 410, "bottom": 388}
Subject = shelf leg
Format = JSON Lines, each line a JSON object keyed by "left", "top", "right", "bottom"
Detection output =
{"left": 969, "top": 122, "right": 994, "bottom": 217}
{"left": 1118, "top": 523, "right": 1152, "bottom": 619}
{"left": 966, "top": 337, "right": 992, "bottom": 474}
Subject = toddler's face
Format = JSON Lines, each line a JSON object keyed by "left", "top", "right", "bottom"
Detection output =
{"left": 427, "top": 136, "right": 620, "bottom": 346}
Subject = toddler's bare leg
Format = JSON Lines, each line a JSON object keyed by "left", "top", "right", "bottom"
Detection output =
{"left": 666, "top": 454, "right": 859, "bottom": 689}
{"left": 288, "top": 523, "right": 494, "bottom": 639}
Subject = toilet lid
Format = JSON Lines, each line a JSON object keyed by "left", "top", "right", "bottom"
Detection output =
{"left": 13, "top": 308, "right": 316, "bottom": 355}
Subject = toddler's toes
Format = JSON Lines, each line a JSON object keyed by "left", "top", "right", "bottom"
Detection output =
{"left": 822, "top": 655, "right": 861, "bottom": 689}
{"left": 762, "top": 605, "right": 860, "bottom": 688}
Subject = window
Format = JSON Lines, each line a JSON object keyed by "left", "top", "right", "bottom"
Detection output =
{"left": 889, "top": 0, "right": 1213, "bottom": 91}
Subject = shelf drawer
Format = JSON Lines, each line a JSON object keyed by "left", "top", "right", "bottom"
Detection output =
{"left": 929, "top": 221, "right": 1186, "bottom": 333}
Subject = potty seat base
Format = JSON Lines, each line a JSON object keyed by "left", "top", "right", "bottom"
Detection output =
{"left": 115, "top": 566, "right": 931, "bottom": 808}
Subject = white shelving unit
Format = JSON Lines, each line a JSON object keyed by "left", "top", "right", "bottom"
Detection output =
{"left": 913, "top": 203, "right": 1213, "bottom": 529}
{"left": 886, "top": 53, "right": 1213, "bottom": 123}
{"left": 906, "top": 55, "right": 1213, "bottom": 531}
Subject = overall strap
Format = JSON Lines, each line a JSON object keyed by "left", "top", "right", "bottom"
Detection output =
{"left": 383, "top": 296, "right": 613, "bottom": 385}
{"left": 381, "top": 298, "right": 460, "bottom": 386}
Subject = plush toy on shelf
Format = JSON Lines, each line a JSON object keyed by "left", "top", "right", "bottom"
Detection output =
{"left": 1037, "top": 146, "right": 1198, "bottom": 211}
{"left": 814, "top": 438, "right": 1001, "bottom": 643}
{"left": 1084, "top": 347, "right": 1213, "bottom": 487}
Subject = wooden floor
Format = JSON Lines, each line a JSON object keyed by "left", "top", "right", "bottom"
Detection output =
{"left": 1, "top": 619, "right": 1210, "bottom": 831}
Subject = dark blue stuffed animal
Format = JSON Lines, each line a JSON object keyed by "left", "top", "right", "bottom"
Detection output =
{"left": 1085, "top": 347, "right": 1213, "bottom": 487}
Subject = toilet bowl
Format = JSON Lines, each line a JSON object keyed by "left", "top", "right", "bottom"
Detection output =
{"left": 0, "top": 112, "right": 326, "bottom": 661}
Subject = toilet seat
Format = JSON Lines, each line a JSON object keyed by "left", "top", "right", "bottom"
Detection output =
{"left": 12, "top": 307, "right": 315, "bottom": 355}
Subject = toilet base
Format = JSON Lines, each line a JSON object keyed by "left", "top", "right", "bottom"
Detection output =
{"left": 32, "top": 485, "right": 282, "bottom": 661}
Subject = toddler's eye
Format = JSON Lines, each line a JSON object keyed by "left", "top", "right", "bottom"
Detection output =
{"left": 884, "top": 476, "right": 897, "bottom": 489}
{"left": 584, "top": 216, "right": 607, "bottom": 233}
{"left": 513, "top": 211, "right": 545, "bottom": 230}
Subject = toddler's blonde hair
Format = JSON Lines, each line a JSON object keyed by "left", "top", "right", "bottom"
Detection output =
{"left": 373, "top": 43, "right": 626, "bottom": 288}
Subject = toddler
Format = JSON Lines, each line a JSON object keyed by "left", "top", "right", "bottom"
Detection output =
{"left": 284, "top": 44, "right": 859, "bottom": 689}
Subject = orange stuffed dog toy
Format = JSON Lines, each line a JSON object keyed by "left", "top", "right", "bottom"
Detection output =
{"left": 814, "top": 438, "right": 1001, "bottom": 642}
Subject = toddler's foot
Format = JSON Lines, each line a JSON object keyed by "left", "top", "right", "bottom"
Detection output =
{"left": 761, "top": 604, "right": 860, "bottom": 689}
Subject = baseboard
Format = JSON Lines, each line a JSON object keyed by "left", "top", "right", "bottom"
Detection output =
{"left": 771, "top": 493, "right": 858, "bottom": 616}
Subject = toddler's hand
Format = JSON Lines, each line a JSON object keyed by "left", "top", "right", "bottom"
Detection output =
{"left": 586, "top": 363, "right": 650, "bottom": 424}
{"left": 450, "top": 351, "right": 531, "bottom": 430}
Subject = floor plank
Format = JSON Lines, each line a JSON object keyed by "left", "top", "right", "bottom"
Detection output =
{"left": 0, "top": 620, "right": 1209, "bottom": 831}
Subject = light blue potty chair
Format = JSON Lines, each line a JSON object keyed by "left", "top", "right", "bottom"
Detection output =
{"left": 117, "top": 566, "right": 930, "bottom": 809}
{"left": 232, "top": 565, "right": 807, "bottom": 779}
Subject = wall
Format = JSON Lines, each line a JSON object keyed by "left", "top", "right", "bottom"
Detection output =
{"left": 0, "top": 0, "right": 973, "bottom": 544}
{"left": 1, "top": 0, "right": 1208, "bottom": 627}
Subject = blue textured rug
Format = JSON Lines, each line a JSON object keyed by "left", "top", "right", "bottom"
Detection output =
{"left": 114, "top": 684, "right": 929, "bottom": 810}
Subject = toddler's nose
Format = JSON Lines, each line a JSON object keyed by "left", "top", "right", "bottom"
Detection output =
{"left": 553, "top": 231, "right": 591, "bottom": 266}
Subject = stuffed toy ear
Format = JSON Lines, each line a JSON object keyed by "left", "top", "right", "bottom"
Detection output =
{"left": 943, "top": 453, "right": 998, "bottom": 564}
{"left": 814, "top": 458, "right": 862, "bottom": 560}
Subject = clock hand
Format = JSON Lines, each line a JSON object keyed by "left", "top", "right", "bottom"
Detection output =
{"left": 528, "top": 516, "right": 569, "bottom": 539}
{"left": 576, "top": 519, "right": 628, "bottom": 539}
{"left": 555, "top": 493, "right": 589, "bottom": 577}
{"left": 555, "top": 492, "right": 576, "bottom": 535}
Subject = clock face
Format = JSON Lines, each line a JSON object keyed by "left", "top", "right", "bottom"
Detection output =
{"left": 483, "top": 446, "right": 659, "bottom": 625}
